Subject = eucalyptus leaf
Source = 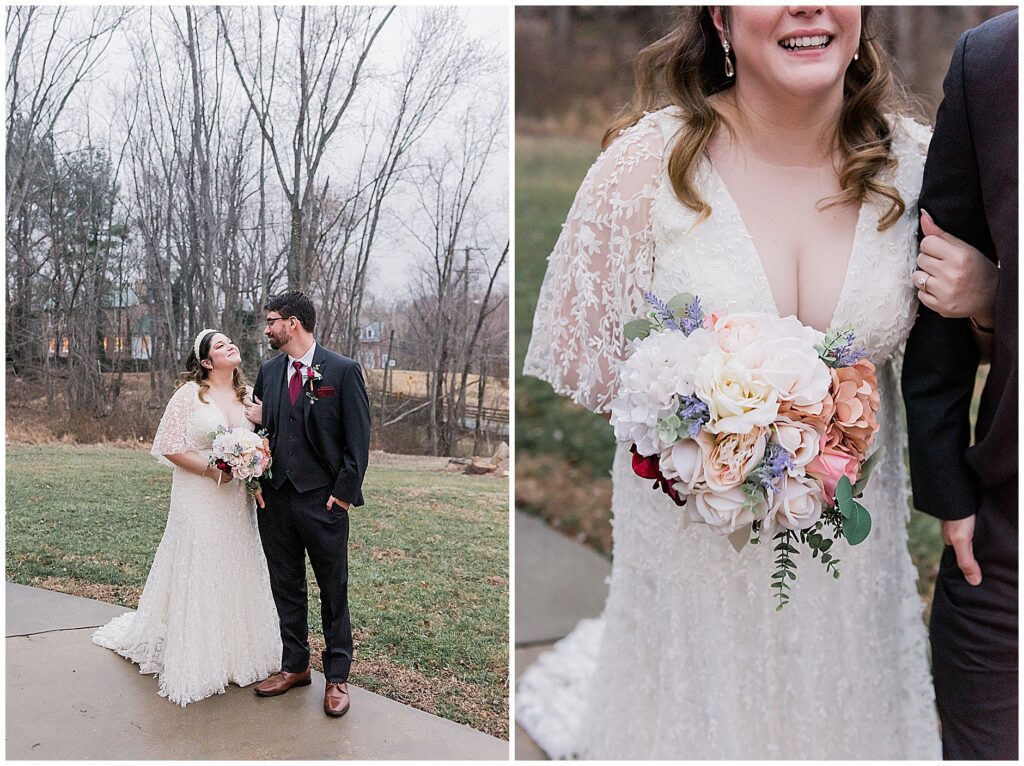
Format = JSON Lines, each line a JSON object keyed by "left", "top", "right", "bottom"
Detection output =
{"left": 666, "top": 292, "right": 695, "bottom": 313}
{"left": 843, "top": 501, "right": 872, "bottom": 545}
{"left": 852, "top": 445, "right": 886, "bottom": 497}
{"left": 836, "top": 475, "right": 853, "bottom": 507}
{"left": 624, "top": 318, "right": 654, "bottom": 341}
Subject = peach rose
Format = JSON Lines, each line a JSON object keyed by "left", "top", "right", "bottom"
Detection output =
{"left": 827, "top": 359, "right": 880, "bottom": 459}
{"left": 704, "top": 427, "right": 768, "bottom": 493}
{"left": 806, "top": 434, "right": 860, "bottom": 505}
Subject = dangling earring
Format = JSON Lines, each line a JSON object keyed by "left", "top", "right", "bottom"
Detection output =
{"left": 723, "top": 39, "right": 735, "bottom": 78}
{"left": 853, "top": 49, "right": 860, "bottom": 62}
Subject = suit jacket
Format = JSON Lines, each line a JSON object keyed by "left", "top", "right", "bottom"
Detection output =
{"left": 902, "top": 10, "right": 1018, "bottom": 521}
{"left": 253, "top": 343, "right": 371, "bottom": 506}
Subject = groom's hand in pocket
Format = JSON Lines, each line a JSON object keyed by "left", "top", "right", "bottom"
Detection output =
{"left": 940, "top": 515, "right": 982, "bottom": 586}
{"left": 326, "top": 496, "right": 350, "bottom": 512}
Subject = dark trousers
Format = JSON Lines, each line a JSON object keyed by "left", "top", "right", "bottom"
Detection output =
{"left": 930, "top": 488, "right": 1018, "bottom": 760}
{"left": 258, "top": 480, "right": 352, "bottom": 683}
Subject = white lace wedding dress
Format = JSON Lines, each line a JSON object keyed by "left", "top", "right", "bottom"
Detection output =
{"left": 519, "top": 107, "right": 942, "bottom": 759}
{"left": 93, "top": 381, "right": 281, "bottom": 706}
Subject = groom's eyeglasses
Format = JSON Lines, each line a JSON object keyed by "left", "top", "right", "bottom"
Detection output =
{"left": 265, "top": 316, "right": 292, "bottom": 327}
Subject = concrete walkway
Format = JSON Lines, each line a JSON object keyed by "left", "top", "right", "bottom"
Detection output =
{"left": 513, "top": 512, "right": 610, "bottom": 760}
{"left": 6, "top": 582, "right": 508, "bottom": 760}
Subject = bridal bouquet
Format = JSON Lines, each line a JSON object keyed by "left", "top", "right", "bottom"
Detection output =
{"left": 208, "top": 426, "right": 273, "bottom": 495}
{"left": 610, "top": 292, "right": 884, "bottom": 609}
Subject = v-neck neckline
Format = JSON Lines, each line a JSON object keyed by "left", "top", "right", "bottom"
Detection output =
{"left": 210, "top": 396, "right": 243, "bottom": 431}
{"left": 703, "top": 156, "right": 867, "bottom": 332}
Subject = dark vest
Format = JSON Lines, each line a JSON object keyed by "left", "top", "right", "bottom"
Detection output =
{"left": 271, "top": 367, "right": 333, "bottom": 493}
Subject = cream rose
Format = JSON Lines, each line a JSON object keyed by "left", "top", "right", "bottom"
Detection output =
{"left": 696, "top": 355, "right": 780, "bottom": 435}
{"left": 704, "top": 428, "right": 768, "bottom": 492}
{"left": 772, "top": 417, "right": 821, "bottom": 468}
{"left": 690, "top": 484, "right": 760, "bottom": 533}
{"left": 764, "top": 474, "right": 825, "bottom": 532}
{"left": 659, "top": 432, "right": 713, "bottom": 496}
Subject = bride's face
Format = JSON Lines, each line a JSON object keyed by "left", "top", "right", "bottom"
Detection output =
{"left": 203, "top": 333, "right": 241, "bottom": 372}
{"left": 715, "top": 6, "right": 862, "bottom": 102}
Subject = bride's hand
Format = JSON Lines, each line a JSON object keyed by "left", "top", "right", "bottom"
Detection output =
{"left": 914, "top": 210, "right": 998, "bottom": 328}
{"left": 245, "top": 395, "right": 263, "bottom": 425}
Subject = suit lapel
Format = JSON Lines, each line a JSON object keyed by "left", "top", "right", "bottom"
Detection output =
{"left": 303, "top": 343, "right": 329, "bottom": 429}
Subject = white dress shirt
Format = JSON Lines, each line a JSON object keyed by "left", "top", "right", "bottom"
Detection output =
{"left": 286, "top": 340, "right": 318, "bottom": 385}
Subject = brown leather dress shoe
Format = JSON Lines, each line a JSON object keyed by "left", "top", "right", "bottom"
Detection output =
{"left": 324, "top": 682, "right": 350, "bottom": 717}
{"left": 254, "top": 668, "right": 312, "bottom": 697}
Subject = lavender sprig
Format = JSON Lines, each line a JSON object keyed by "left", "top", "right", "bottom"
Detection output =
{"left": 643, "top": 291, "right": 684, "bottom": 332}
{"left": 680, "top": 295, "right": 705, "bottom": 335}
{"left": 816, "top": 324, "right": 867, "bottom": 368}
{"left": 747, "top": 441, "right": 797, "bottom": 493}
{"left": 678, "top": 394, "right": 710, "bottom": 437}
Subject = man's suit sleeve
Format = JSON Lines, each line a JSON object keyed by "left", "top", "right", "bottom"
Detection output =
{"left": 901, "top": 30, "right": 984, "bottom": 521}
{"left": 253, "top": 363, "right": 264, "bottom": 404}
{"left": 332, "top": 363, "right": 371, "bottom": 506}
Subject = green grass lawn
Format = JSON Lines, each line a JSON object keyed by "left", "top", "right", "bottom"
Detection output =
{"left": 515, "top": 132, "right": 947, "bottom": 608}
{"left": 6, "top": 444, "right": 509, "bottom": 739}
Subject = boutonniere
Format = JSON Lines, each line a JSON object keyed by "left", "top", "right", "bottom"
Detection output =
{"left": 305, "top": 364, "right": 324, "bottom": 404}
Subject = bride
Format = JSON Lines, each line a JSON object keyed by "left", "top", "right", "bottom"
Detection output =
{"left": 93, "top": 330, "right": 281, "bottom": 706}
{"left": 519, "top": 7, "right": 943, "bottom": 759}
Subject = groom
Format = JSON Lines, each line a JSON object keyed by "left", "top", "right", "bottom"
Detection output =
{"left": 246, "top": 290, "right": 371, "bottom": 717}
{"left": 902, "top": 10, "right": 1018, "bottom": 760}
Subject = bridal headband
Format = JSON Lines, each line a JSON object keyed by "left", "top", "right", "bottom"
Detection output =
{"left": 193, "top": 329, "right": 218, "bottom": 359}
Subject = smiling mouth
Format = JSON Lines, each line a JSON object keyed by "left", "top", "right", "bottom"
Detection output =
{"left": 779, "top": 35, "right": 833, "bottom": 51}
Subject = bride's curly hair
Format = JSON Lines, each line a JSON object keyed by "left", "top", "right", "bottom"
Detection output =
{"left": 177, "top": 331, "right": 248, "bottom": 405}
{"left": 604, "top": 7, "right": 912, "bottom": 230}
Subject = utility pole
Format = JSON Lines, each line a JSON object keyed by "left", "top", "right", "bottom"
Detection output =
{"left": 380, "top": 328, "right": 395, "bottom": 431}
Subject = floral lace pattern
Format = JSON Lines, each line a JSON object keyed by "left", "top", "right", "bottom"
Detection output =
{"left": 518, "top": 108, "right": 941, "bottom": 758}
{"left": 93, "top": 382, "right": 281, "bottom": 706}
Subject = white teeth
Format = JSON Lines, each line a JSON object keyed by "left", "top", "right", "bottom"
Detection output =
{"left": 781, "top": 35, "right": 831, "bottom": 50}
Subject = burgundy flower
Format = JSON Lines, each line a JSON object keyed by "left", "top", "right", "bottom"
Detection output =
{"left": 631, "top": 446, "right": 661, "bottom": 480}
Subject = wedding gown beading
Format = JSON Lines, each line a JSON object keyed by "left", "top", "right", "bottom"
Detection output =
{"left": 519, "top": 107, "right": 942, "bottom": 759}
{"left": 92, "top": 381, "right": 281, "bottom": 706}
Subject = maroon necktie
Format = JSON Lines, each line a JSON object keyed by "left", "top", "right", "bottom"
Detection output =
{"left": 289, "top": 360, "right": 304, "bottom": 405}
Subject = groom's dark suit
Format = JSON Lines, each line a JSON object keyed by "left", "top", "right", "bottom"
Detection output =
{"left": 902, "top": 10, "right": 1017, "bottom": 760}
{"left": 253, "top": 342, "right": 370, "bottom": 683}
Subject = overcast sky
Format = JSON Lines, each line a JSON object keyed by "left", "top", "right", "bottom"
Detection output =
{"left": 35, "top": 5, "right": 510, "bottom": 299}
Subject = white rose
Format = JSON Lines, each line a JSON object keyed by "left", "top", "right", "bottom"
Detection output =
{"left": 696, "top": 355, "right": 780, "bottom": 435}
{"left": 690, "top": 484, "right": 761, "bottom": 534}
{"left": 713, "top": 312, "right": 776, "bottom": 353}
{"left": 772, "top": 314, "right": 826, "bottom": 347}
{"left": 764, "top": 474, "right": 825, "bottom": 533}
{"left": 737, "top": 333, "right": 831, "bottom": 406}
{"left": 772, "top": 418, "right": 821, "bottom": 468}
{"left": 659, "top": 432, "right": 713, "bottom": 495}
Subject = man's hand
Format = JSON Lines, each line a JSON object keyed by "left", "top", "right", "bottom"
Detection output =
{"left": 940, "top": 514, "right": 982, "bottom": 586}
{"left": 914, "top": 210, "right": 998, "bottom": 327}
{"left": 245, "top": 395, "right": 263, "bottom": 425}
{"left": 254, "top": 487, "right": 266, "bottom": 510}
{"left": 326, "top": 496, "right": 350, "bottom": 512}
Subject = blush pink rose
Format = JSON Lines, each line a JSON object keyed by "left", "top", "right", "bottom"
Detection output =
{"left": 805, "top": 434, "right": 860, "bottom": 505}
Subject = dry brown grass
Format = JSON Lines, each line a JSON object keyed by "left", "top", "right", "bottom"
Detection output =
{"left": 515, "top": 454, "right": 614, "bottom": 556}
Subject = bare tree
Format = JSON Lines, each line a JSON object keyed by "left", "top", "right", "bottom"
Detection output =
{"left": 218, "top": 5, "right": 394, "bottom": 291}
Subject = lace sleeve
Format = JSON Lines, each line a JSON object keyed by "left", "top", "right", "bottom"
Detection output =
{"left": 151, "top": 382, "right": 201, "bottom": 466}
{"left": 522, "top": 115, "right": 665, "bottom": 413}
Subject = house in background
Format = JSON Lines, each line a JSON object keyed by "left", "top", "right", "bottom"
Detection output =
{"left": 357, "top": 320, "right": 392, "bottom": 370}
